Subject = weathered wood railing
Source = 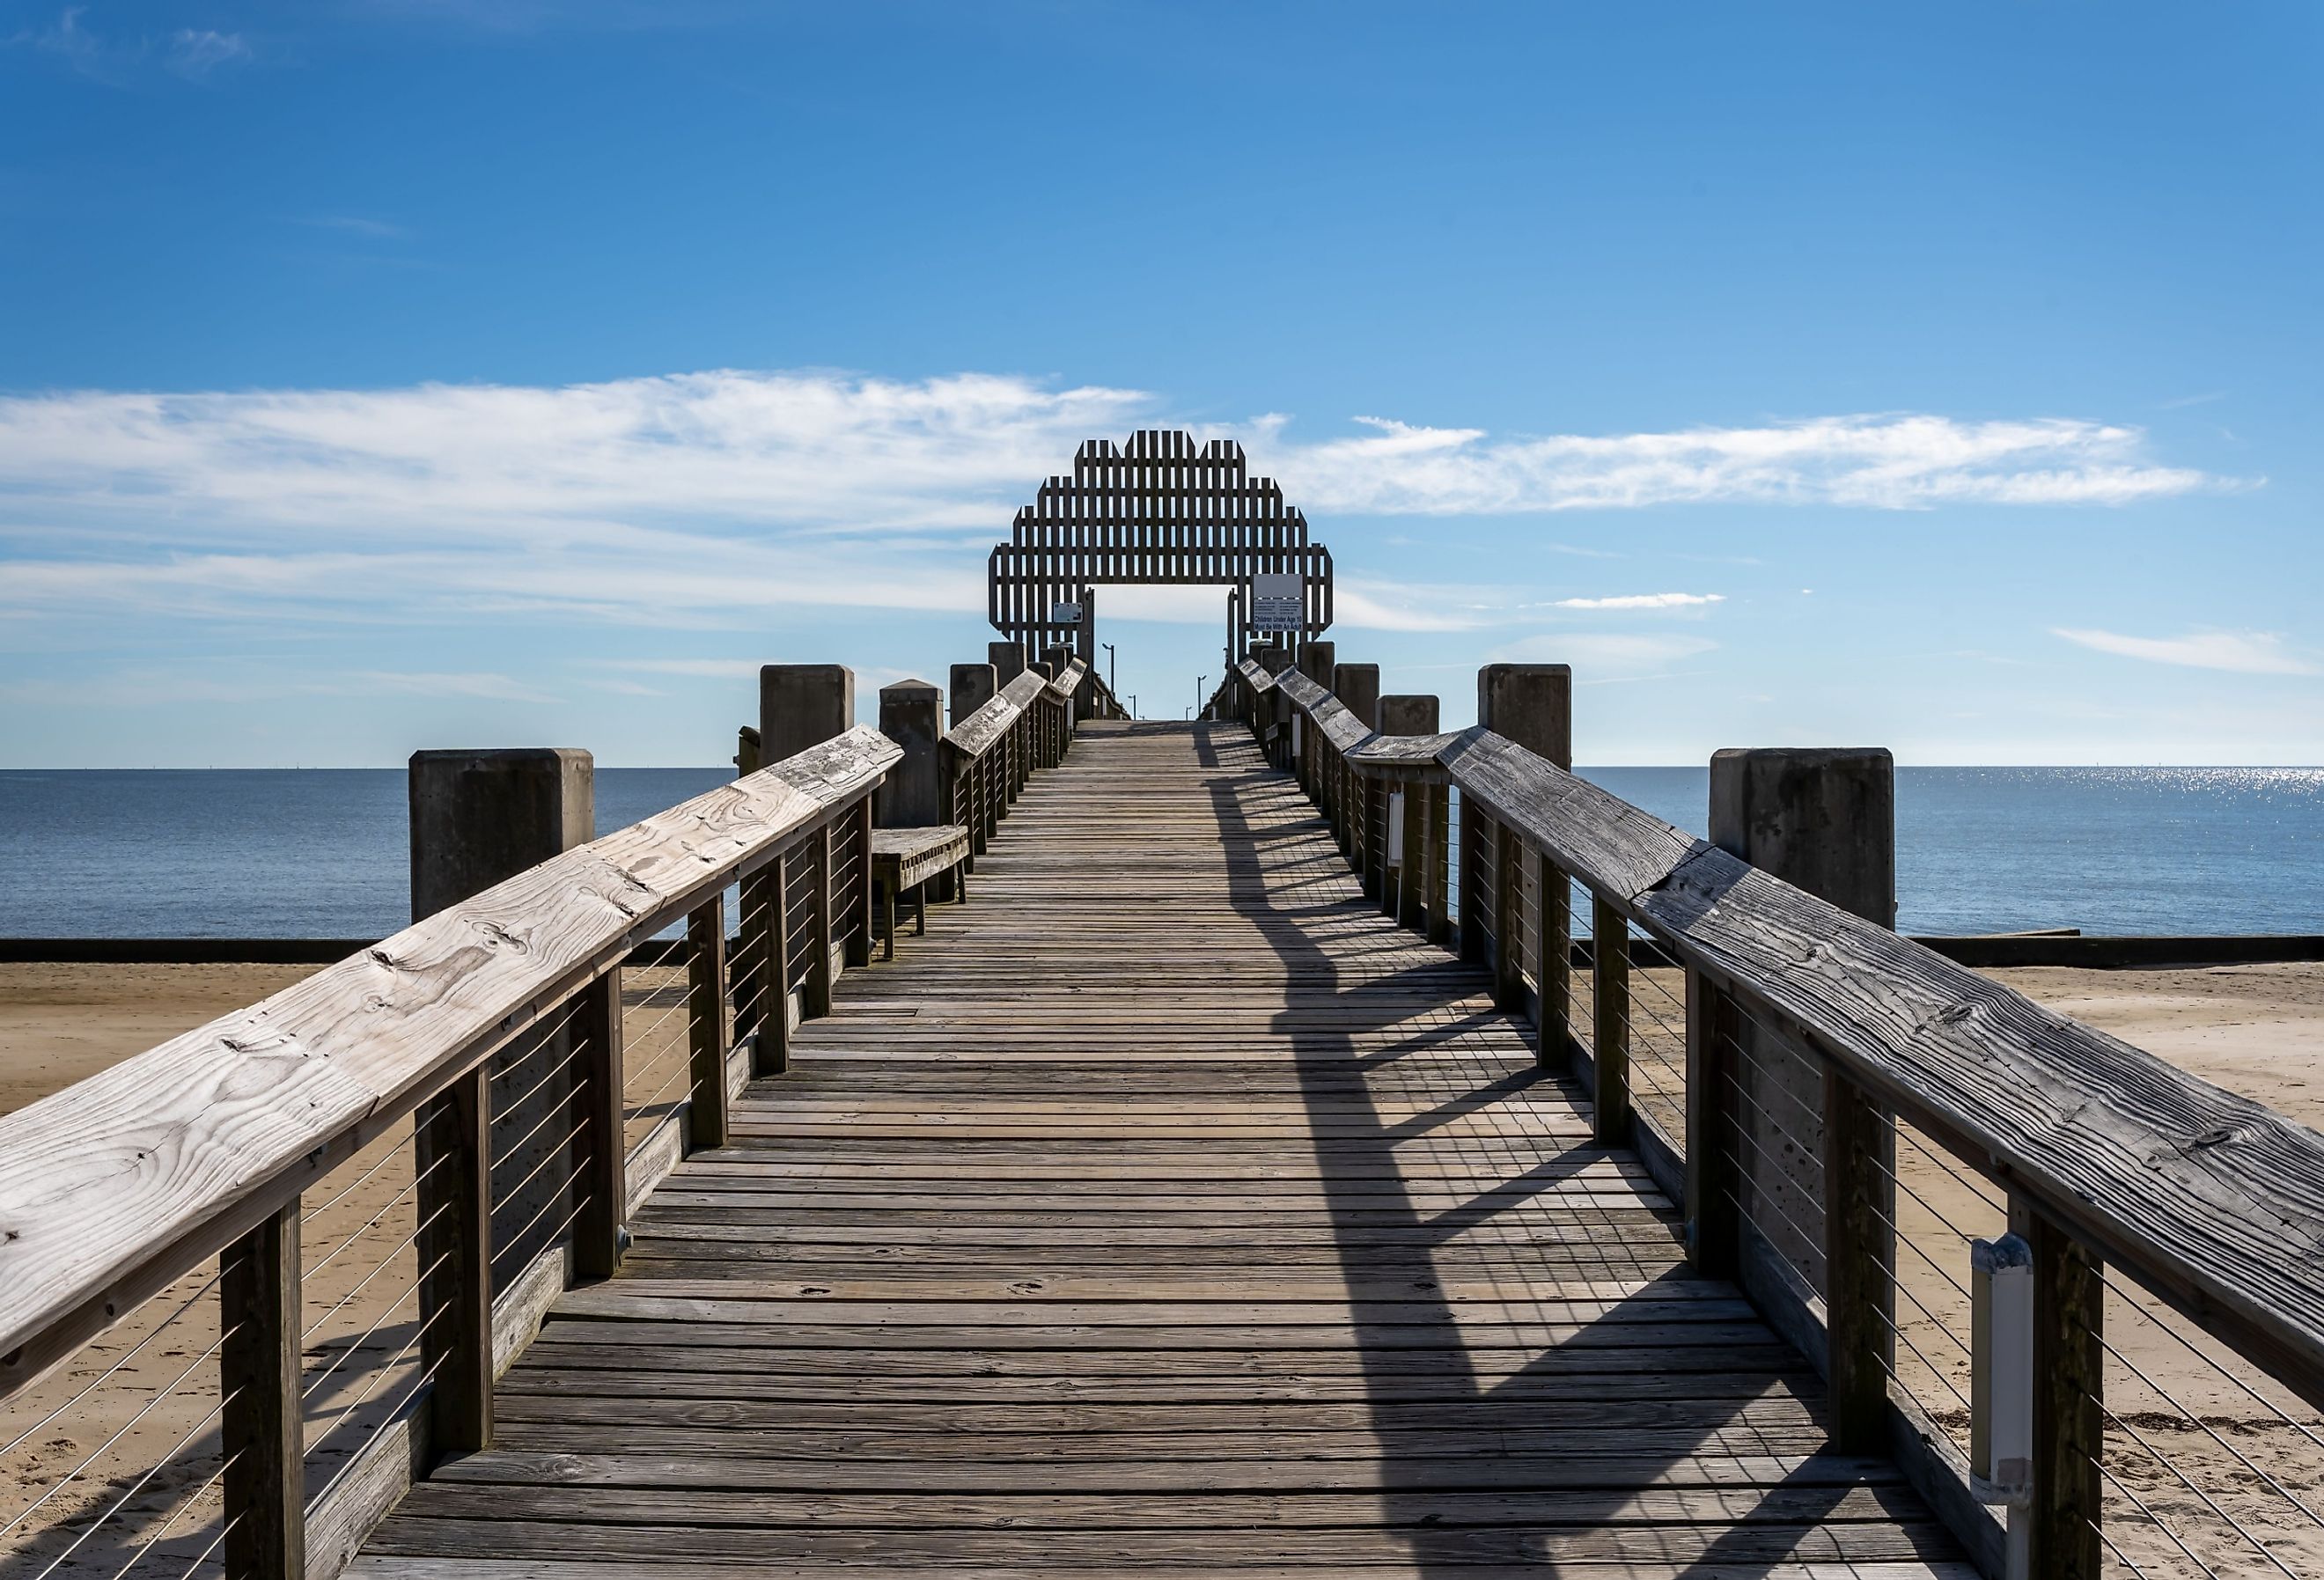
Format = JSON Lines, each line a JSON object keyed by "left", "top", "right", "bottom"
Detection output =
{"left": 1239, "top": 650, "right": 2324, "bottom": 1580}
{"left": 0, "top": 656, "right": 1087, "bottom": 1580}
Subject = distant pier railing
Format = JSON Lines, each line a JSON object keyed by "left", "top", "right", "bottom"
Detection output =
{"left": 1232, "top": 647, "right": 2324, "bottom": 1580}
{"left": 0, "top": 655, "right": 1087, "bottom": 1580}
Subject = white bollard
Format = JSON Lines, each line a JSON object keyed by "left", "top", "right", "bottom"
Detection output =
{"left": 1972, "top": 1232, "right": 2035, "bottom": 1577}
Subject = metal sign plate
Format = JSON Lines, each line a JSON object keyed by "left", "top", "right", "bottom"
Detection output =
{"left": 1250, "top": 574, "right": 1303, "bottom": 634}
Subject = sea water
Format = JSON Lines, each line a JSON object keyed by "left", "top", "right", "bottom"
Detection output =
{"left": 0, "top": 766, "right": 2316, "bottom": 939}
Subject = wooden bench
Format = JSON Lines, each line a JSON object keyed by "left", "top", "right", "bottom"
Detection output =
{"left": 869, "top": 824, "right": 972, "bottom": 959}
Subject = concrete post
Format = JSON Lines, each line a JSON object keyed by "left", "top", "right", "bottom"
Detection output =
{"left": 408, "top": 748, "right": 593, "bottom": 1298}
{"left": 1477, "top": 664, "right": 1573, "bottom": 770}
{"left": 1708, "top": 746, "right": 1896, "bottom": 1442}
{"left": 876, "top": 678, "right": 944, "bottom": 827}
{"left": 949, "top": 663, "right": 998, "bottom": 729}
{"left": 989, "top": 641, "right": 1026, "bottom": 686}
{"left": 760, "top": 665, "right": 855, "bottom": 764}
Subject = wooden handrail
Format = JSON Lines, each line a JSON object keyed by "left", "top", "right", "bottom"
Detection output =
{"left": 944, "top": 668, "right": 1045, "bottom": 761}
{"left": 0, "top": 724, "right": 901, "bottom": 1400}
{"left": 1326, "top": 717, "right": 2324, "bottom": 1408}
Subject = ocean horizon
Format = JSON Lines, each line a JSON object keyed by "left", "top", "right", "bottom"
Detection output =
{"left": 2, "top": 763, "right": 2318, "bottom": 940}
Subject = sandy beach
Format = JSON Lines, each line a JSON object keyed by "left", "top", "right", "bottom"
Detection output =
{"left": 3, "top": 956, "right": 2318, "bottom": 1575}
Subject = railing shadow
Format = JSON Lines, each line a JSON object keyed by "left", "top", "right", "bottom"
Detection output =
{"left": 1193, "top": 723, "right": 1890, "bottom": 1576}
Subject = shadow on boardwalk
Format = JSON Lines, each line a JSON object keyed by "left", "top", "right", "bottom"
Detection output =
{"left": 1195, "top": 724, "right": 1923, "bottom": 1576}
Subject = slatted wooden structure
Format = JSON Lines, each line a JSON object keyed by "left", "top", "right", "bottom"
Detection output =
{"left": 349, "top": 720, "right": 1968, "bottom": 1576}
{"left": 987, "top": 430, "right": 1333, "bottom": 665}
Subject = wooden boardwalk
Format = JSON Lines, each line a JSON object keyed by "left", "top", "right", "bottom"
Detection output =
{"left": 353, "top": 721, "right": 1967, "bottom": 1577}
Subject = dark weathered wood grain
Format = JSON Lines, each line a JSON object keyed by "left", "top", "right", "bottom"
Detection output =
{"left": 352, "top": 720, "right": 1958, "bottom": 1575}
{"left": 1425, "top": 722, "right": 2324, "bottom": 1404}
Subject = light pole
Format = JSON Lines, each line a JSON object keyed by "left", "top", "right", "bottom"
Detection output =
{"left": 1127, "top": 694, "right": 1138, "bottom": 720}
{"left": 1195, "top": 674, "right": 1207, "bottom": 722}
{"left": 1102, "top": 643, "right": 1116, "bottom": 694}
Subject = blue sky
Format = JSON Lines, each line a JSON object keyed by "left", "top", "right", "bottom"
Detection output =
{"left": 1, "top": 1, "right": 2316, "bottom": 766}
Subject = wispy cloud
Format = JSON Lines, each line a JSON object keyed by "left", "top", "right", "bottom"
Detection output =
{"left": 0, "top": 665, "right": 555, "bottom": 707}
{"left": 6, "top": 9, "right": 252, "bottom": 83}
{"left": 166, "top": 27, "right": 250, "bottom": 77}
{"left": 1551, "top": 592, "right": 1725, "bottom": 610}
{"left": 2052, "top": 628, "right": 2318, "bottom": 677}
{"left": 1253, "top": 411, "right": 2225, "bottom": 513}
{"left": 0, "top": 371, "right": 2230, "bottom": 637}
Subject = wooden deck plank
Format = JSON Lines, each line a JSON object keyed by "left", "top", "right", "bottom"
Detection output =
{"left": 359, "top": 722, "right": 1960, "bottom": 1573}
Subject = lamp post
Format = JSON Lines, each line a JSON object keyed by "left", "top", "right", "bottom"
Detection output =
{"left": 1196, "top": 674, "right": 1207, "bottom": 722}
{"left": 1102, "top": 643, "right": 1116, "bottom": 694}
{"left": 1128, "top": 694, "right": 1138, "bottom": 720}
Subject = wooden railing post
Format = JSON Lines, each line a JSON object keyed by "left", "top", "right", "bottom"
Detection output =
{"left": 1029, "top": 662, "right": 1055, "bottom": 767}
{"left": 414, "top": 1067, "right": 490, "bottom": 1453}
{"left": 1492, "top": 823, "right": 1525, "bottom": 1011}
{"left": 687, "top": 896, "right": 731, "bottom": 1151}
{"left": 1823, "top": 1065, "right": 1893, "bottom": 1451}
{"left": 761, "top": 664, "right": 854, "bottom": 1023}
{"left": 950, "top": 663, "right": 998, "bottom": 857}
{"left": 1591, "top": 893, "right": 1630, "bottom": 1142}
{"left": 1685, "top": 968, "right": 1740, "bottom": 1277}
{"left": 1359, "top": 775, "right": 1381, "bottom": 900}
{"left": 1476, "top": 662, "right": 1573, "bottom": 982}
{"left": 1533, "top": 851, "right": 1570, "bottom": 1068}
{"left": 570, "top": 968, "right": 625, "bottom": 1280}
{"left": 1457, "top": 799, "right": 1486, "bottom": 964}
{"left": 2023, "top": 1203, "right": 2103, "bottom": 1580}
{"left": 949, "top": 662, "right": 997, "bottom": 730}
{"left": 1375, "top": 694, "right": 1438, "bottom": 934}
{"left": 220, "top": 1200, "right": 302, "bottom": 1580}
{"left": 1425, "top": 783, "right": 1452, "bottom": 947}
{"left": 807, "top": 819, "right": 835, "bottom": 1018}
{"left": 747, "top": 850, "right": 790, "bottom": 1075}
{"left": 408, "top": 746, "right": 590, "bottom": 1331}
{"left": 850, "top": 794, "right": 875, "bottom": 966}
{"left": 1397, "top": 781, "right": 1424, "bottom": 931}
{"left": 1709, "top": 746, "right": 1898, "bottom": 1444}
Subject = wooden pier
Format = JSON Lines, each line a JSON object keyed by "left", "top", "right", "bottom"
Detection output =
{"left": 350, "top": 720, "right": 1963, "bottom": 1576}
{"left": 6, "top": 433, "right": 2323, "bottom": 1580}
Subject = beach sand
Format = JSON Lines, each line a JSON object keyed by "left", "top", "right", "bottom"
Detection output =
{"left": 3, "top": 957, "right": 2319, "bottom": 1573}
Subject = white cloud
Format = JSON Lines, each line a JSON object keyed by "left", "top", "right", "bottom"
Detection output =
{"left": 2051, "top": 628, "right": 2319, "bottom": 677}
{"left": 0, "top": 371, "right": 2229, "bottom": 638}
{"left": 0, "top": 666, "right": 555, "bottom": 707}
{"left": 167, "top": 27, "right": 250, "bottom": 77}
{"left": 1255, "top": 412, "right": 2221, "bottom": 513}
{"left": 1551, "top": 592, "right": 1725, "bottom": 610}
{"left": 6, "top": 10, "right": 250, "bottom": 82}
